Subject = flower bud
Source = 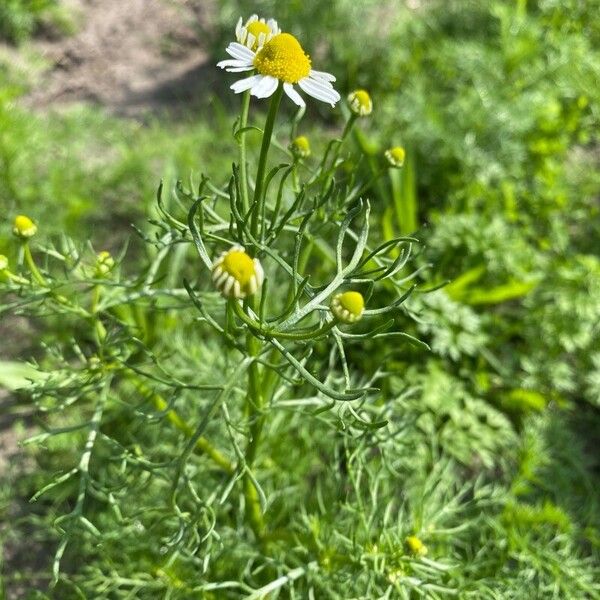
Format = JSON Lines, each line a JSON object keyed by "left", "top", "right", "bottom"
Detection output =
{"left": 212, "top": 245, "right": 264, "bottom": 299}
{"left": 331, "top": 291, "right": 365, "bottom": 324}
{"left": 95, "top": 251, "right": 115, "bottom": 277}
{"left": 385, "top": 146, "right": 406, "bottom": 168}
{"left": 0, "top": 255, "right": 8, "bottom": 271}
{"left": 405, "top": 535, "right": 427, "bottom": 556}
{"left": 289, "top": 135, "right": 311, "bottom": 159}
{"left": 347, "top": 89, "right": 373, "bottom": 116}
{"left": 12, "top": 215, "right": 37, "bottom": 239}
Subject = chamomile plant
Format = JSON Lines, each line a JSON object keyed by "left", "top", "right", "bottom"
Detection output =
{"left": 0, "top": 15, "right": 429, "bottom": 595}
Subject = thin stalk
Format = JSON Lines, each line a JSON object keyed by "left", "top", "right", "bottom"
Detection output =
{"left": 238, "top": 90, "right": 252, "bottom": 214}
{"left": 243, "top": 295, "right": 266, "bottom": 538}
{"left": 250, "top": 83, "right": 284, "bottom": 240}
{"left": 23, "top": 242, "right": 47, "bottom": 286}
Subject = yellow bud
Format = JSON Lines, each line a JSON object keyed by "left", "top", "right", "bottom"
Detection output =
{"left": 385, "top": 146, "right": 405, "bottom": 168}
{"left": 347, "top": 89, "right": 373, "bottom": 116}
{"left": 331, "top": 291, "right": 365, "bottom": 324}
{"left": 405, "top": 535, "right": 427, "bottom": 556}
{"left": 290, "top": 135, "right": 311, "bottom": 159}
{"left": 13, "top": 215, "right": 37, "bottom": 239}
{"left": 212, "top": 245, "right": 264, "bottom": 298}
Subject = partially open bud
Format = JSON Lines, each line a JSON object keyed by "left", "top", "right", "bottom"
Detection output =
{"left": 331, "top": 291, "right": 365, "bottom": 324}
{"left": 405, "top": 535, "right": 427, "bottom": 556}
{"left": 12, "top": 215, "right": 37, "bottom": 239}
{"left": 347, "top": 89, "right": 373, "bottom": 116}
{"left": 212, "top": 245, "right": 264, "bottom": 299}
{"left": 385, "top": 146, "right": 406, "bottom": 168}
{"left": 95, "top": 251, "right": 115, "bottom": 277}
{"left": 290, "top": 135, "right": 311, "bottom": 159}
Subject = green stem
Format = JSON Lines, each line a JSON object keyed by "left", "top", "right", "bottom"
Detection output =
{"left": 23, "top": 242, "right": 46, "bottom": 286}
{"left": 250, "top": 83, "right": 284, "bottom": 240}
{"left": 238, "top": 90, "right": 251, "bottom": 214}
{"left": 132, "top": 378, "right": 234, "bottom": 474}
{"left": 243, "top": 295, "right": 266, "bottom": 538}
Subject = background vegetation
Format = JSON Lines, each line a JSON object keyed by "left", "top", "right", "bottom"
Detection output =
{"left": 1, "top": 0, "right": 599, "bottom": 598}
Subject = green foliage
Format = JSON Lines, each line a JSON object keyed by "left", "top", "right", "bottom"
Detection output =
{"left": 0, "top": 0, "right": 72, "bottom": 44}
{"left": 1, "top": 0, "right": 600, "bottom": 598}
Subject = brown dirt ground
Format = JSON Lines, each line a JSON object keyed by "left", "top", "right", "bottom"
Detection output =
{"left": 23, "top": 0, "right": 213, "bottom": 116}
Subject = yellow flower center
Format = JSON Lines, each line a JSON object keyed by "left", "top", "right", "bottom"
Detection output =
{"left": 246, "top": 20, "right": 271, "bottom": 41}
{"left": 338, "top": 291, "right": 364, "bottom": 316}
{"left": 222, "top": 249, "right": 256, "bottom": 286}
{"left": 254, "top": 33, "right": 311, "bottom": 84}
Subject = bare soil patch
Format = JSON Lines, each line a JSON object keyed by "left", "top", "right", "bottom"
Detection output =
{"left": 23, "top": 0, "right": 214, "bottom": 116}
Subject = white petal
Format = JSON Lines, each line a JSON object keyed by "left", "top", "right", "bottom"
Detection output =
{"left": 223, "top": 276, "right": 235, "bottom": 296}
{"left": 233, "top": 280, "right": 242, "bottom": 298}
{"left": 310, "top": 69, "right": 336, "bottom": 82}
{"left": 235, "top": 17, "right": 243, "bottom": 37}
{"left": 231, "top": 74, "right": 264, "bottom": 94}
{"left": 267, "top": 19, "right": 278, "bottom": 32}
{"left": 226, "top": 66, "right": 255, "bottom": 73}
{"left": 246, "top": 33, "right": 256, "bottom": 49}
{"left": 217, "top": 58, "right": 251, "bottom": 69}
{"left": 225, "top": 42, "right": 255, "bottom": 61}
{"left": 248, "top": 14, "right": 258, "bottom": 23}
{"left": 250, "top": 75, "right": 279, "bottom": 98}
{"left": 283, "top": 83, "right": 305, "bottom": 108}
{"left": 254, "top": 261, "right": 264, "bottom": 286}
{"left": 298, "top": 77, "right": 341, "bottom": 106}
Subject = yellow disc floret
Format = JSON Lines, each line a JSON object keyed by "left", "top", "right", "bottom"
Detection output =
{"left": 212, "top": 245, "right": 265, "bottom": 299}
{"left": 254, "top": 33, "right": 311, "bottom": 84}
{"left": 331, "top": 291, "right": 365, "bottom": 324}
{"left": 348, "top": 89, "right": 373, "bottom": 116}
{"left": 223, "top": 250, "right": 255, "bottom": 285}
{"left": 13, "top": 215, "right": 37, "bottom": 239}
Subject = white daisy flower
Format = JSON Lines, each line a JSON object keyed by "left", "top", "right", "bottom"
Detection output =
{"left": 235, "top": 15, "right": 280, "bottom": 51}
{"left": 331, "top": 291, "right": 365, "bottom": 324}
{"left": 217, "top": 32, "right": 341, "bottom": 108}
{"left": 212, "top": 245, "right": 265, "bottom": 299}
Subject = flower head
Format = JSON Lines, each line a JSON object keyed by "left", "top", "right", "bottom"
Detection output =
{"left": 348, "top": 89, "right": 373, "bottom": 116}
{"left": 95, "top": 251, "right": 115, "bottom": 277}
{"left": 385, "top": 146, "right": 406, "bottom": 168}
{"left": 236, "top": 15, "right": 280, "bottom": 51}
{"left": 212, "top": 245, "right": 264, "bottom": 299}
{"left": 290, "top": 135, "right": 311, "bottom": 159}
{"left": 0, "top": 255, "right": 8, "bottom": 271}
{"left": 331, "top": 291, "right": 365, "bottom": 323}
{"left": 405, "top": 535, "right": 427, "bottom": 556}
{"left": 12, "top": 215, "right": 37, "bottom": 239}
{"left": 218, "top": 32, "right": 340, "bottom": 108}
